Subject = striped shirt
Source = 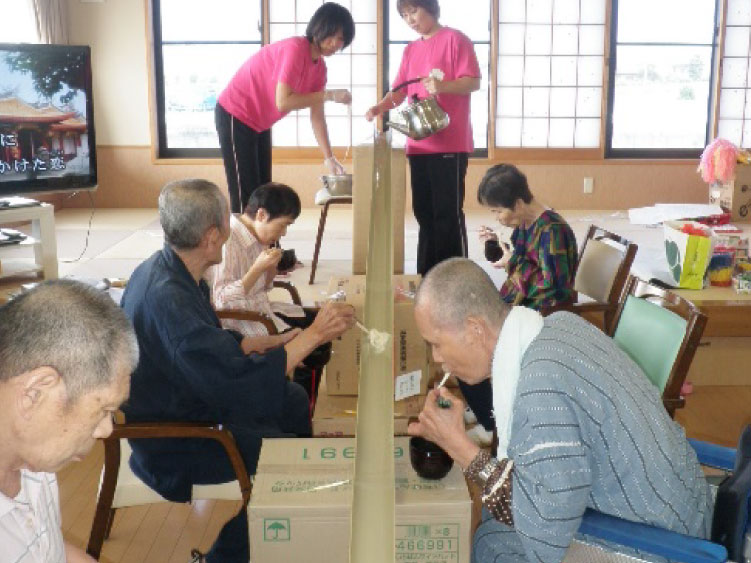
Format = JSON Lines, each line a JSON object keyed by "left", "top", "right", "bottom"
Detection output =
{"left": 474, "top": 312, "right": 713, "bottom": 562}
{"left": 0, "top": 471, "right": 65, "bottom": 563}
{"left": 208, "top": 214, "right": 303, "bottom": 337}
{"left": 499, "top": 210, "right": 578, "bottom": 310}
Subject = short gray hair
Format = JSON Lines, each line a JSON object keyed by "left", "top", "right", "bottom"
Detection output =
{"left": 0, "top": 280, "right": 139, "bottom": 403}
{"left": 159, "top": 179, "right": 227, "bottom": 250}
{"left": 416, "top": 258, "right": 509, "bottom": 330}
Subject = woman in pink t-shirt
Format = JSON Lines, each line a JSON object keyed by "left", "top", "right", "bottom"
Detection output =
{"left": 366, "top": 0, "right": 481, "bottom": 276}
{"left": 216, "top": 2, "right": 355, "bottom": 213}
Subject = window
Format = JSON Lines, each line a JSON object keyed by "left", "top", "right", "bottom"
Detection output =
{"left": 148, "top": 1, "right": 743, "bottom": 161}
{"left": 4, "top": 1, "right": 37, "bottom": 43}
{"left": 387, "top": 0, "right": 491, "bottom": 153}
{"left": 270, "top": 0, "right": 378, "bottom": 149}
{"left": 606, "top": 0, "right": 719, "bottom": 157}
{"left": 152, "top": 0, "right": 262, "bottom": 157}
{"left": 716, "top": 0, "right": 751, "bottom": 147}
{"left": 496, "top": 0, "right": 606, "bottom": 149}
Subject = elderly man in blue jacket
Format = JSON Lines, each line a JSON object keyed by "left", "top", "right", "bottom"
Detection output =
{"left": 121, "top": 178, "right": 354, "bottom": 562}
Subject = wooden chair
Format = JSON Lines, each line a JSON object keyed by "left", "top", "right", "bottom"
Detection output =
{"left": 609, "top": 275, "right": 708, "bottom": 418}
{"left": 87, "top": 419, "right": 251, "bottom": 559}
{"left": 309, "top": 194, "right": 353, "bottom": 285}
{"left": 544, "top": 224, "right": 638, "bottom": 333}
{"left": 215, "top": 279, "right": 302, "bottom": 334}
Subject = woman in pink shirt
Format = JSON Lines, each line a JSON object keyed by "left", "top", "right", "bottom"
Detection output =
{"left": 366, "top": 0, "right": 481, "bottom": 275}
{"left": 216, "top": 2, "right": 355, "bottom": 213}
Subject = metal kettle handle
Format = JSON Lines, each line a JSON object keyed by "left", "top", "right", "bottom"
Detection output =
{"left": 390, "top": 77, "right": 423, "bottom": 92}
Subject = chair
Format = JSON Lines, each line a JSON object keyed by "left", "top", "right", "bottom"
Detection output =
{"left": 544, "top": 224, "right": 638, "bottom": 333}
{"left": 86, "top": 420, "right": 252, "bottom": 559}
{"left": 570, "top": 428, "right": 751, "bottom": 563}
{"left": 309, "top": 191, "right": 353, "bottom": 285}
{"left": 609, "top": 275, "right": 708, "bottom": 418}
{"left": 215, "top": 279, "right": 302, "bottom": 334}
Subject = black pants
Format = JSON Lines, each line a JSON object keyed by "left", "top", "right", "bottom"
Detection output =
{"left": 457, "top": 378, "right": 495, "bottom": 431}
{"left": 128, "top": 381, "right": 311, "bottom": 563}
{"left": 278, "top": 308, "right": 331, "bottom": 401}
{"left": 408, "top": 153, "right": 469, "bottom": 276}
{"left": 204, "top": 381, "right": 311, "bottom": 562}
{"left": 215, "top": 103, "right": 271, "bottom": 213}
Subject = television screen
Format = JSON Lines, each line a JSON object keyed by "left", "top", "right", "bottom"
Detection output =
{"left": 0, "top": 43, "right": 96, "bottom": 196}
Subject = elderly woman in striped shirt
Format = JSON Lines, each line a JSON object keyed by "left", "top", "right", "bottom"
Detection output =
{"left": 208, "top": 182, "right": 332, "bottom": 399}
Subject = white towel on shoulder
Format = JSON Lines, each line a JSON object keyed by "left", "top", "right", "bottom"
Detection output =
{"left": 491, "top": 306, "right": 545, "bottom": 458}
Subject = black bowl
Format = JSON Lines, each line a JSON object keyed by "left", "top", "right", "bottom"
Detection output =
{"left": 484, "top": 239, "right": 504, "bottom": 263}
{"left": 277, "top": 248, "right": 298, "bottom": 272}
{"left": 409, "top": 436, "right": 454, "bottom": 480}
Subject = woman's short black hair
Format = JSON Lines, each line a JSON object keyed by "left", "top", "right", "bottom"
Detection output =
{"left": 306, "top": 2, "right": 355, "bottom": 50}
{"left": 477, "top": 164, "right": 533, "bottom": 209}
{"left": 244, "top": 182, "right": 301, "bottom": 220}
{"left": 396, "top": 0, "right": 440, "bottom": 19}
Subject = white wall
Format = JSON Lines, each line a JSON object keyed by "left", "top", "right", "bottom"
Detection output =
{"left": 68, "top": 0, "right": 151, "bottom": 146}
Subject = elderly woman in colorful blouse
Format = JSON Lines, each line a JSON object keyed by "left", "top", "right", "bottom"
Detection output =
{"left": 462, "top": 163, "right": 578, "bottom": 440}
{"left": 478, "top": 163, "right": 577, "bottom": 309}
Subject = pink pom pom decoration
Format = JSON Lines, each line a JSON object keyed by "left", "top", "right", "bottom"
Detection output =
{"left": 698, "top": 138, "right": 739, "bottom": 184}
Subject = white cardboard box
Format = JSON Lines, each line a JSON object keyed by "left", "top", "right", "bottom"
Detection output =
{"left": 709, "top": 164, "right": 751, "bottom": 222}
{"left": 326, "top": 275, "right": 430, "bottom": 396}
{"left": 248, "top": 437, "right": 472, "bottom": 563}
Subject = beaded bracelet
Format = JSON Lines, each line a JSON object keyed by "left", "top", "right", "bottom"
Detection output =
{"left": 464, "top": 450, "right": 514, "bottom": 526}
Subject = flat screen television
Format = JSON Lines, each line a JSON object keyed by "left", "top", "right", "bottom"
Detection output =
{"left": 0, "top": 43, "right": 96, "bottom": 197}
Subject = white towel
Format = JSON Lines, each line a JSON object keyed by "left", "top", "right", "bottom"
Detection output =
{"left": 491, "top": 306, "right": 545, "bottom": 458}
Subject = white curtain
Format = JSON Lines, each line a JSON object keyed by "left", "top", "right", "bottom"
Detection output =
{"left": 31, "top": 0, "right": 69, "bottom": 44}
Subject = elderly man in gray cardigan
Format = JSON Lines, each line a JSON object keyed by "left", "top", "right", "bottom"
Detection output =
{"left": 408, "top": 258, "right": 712, "bottom": 563}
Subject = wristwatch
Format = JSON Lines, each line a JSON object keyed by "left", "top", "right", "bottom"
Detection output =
{"left": 478, "top": 457, "right": 500, "bottom": 484}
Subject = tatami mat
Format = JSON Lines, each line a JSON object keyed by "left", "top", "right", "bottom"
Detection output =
{"left": 2, "top": 205, "right": 616, "bottom": 303}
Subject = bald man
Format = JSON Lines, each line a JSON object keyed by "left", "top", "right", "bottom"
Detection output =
{"left": 408, "top": 258, "right": 712, "bottom": 563}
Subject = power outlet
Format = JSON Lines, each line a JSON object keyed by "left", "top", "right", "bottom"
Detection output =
{"left": 583, "top": 177, "right": 594, "bottom": 194}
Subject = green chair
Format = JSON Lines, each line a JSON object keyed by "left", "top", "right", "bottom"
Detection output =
{"left": 610, "top": 275, "right": 707, "bottom": 418}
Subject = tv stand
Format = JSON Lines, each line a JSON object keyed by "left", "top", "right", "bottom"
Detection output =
{"left": 0, "top": 203, "right": 58, "bottom": 280}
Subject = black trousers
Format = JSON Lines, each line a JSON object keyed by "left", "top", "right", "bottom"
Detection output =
{"left": 277, "top": 308, "right": 332, "bottom": 400}
{"left": 408, "top": 153, "right": 469, "bottom": 276}
{"left": 457, "top": 378, "right": 495, "bottom": 431}
{"left": 215, "top": 103, "right": 271, "bottom": 213}
{"left": 133, "top": 381, "right": 311, "bottom": 562}
{"left": 206, "top": 381, "right": 310, "bottom": 562}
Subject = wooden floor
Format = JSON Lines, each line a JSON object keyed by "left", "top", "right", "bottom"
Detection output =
{"left": 60, "top": 385, "right": 751, "bottom": 563}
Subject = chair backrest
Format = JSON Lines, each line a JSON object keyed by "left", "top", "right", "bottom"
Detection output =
{"left": 575, "top": 225, "right": 638, "bottom": 306}
{"left": 610, "top": 275, "right": 708, "bottom": 417}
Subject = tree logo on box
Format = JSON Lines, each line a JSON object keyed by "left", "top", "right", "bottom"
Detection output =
{"left": 264, "top": 518, "right": 290, "bottom": 541}
{"left": 665, "top": 240, "right": 682, "bottom": 281}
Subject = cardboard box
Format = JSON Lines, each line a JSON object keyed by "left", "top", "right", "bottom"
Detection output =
{"left": 312, "top": 377, "right": 425, "bottom": 437}
{"left": 326, "top": 275, "right": 429, "bottom": 396}
{"left": 248, "top": 437, "right": 472, "bottom": 563}
{"left": 352, "top": 143, "right": 407, "bottom": 274}
{"left": 709, "top": 164, "right": 751, "bottom": 222}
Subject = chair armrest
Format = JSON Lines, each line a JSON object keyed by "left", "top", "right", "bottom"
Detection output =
{"left": 690, "top": 439, "right": 736, "bottom": 471}
{"left": 111, "top": 421, "right": 252, "bottom": 508}
{"left": 273, "top": 280, "right": 302, "bottom": 305}
{"left": 579, "top": 509, "right": 727, "bottom": 563}
{"left": 216, "top": 309, "right": 277, "bottom": 334}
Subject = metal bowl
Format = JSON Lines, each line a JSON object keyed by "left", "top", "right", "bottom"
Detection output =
{"left": 321, "top": 174, "right": 352, "bottom": 196}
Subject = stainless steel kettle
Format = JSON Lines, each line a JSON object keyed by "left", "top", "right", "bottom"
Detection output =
{"left": 386, "top": 94, "right": 450, "bottom": 141}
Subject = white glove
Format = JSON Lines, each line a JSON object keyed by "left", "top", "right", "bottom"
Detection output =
{"left": 324, "top": 89, "right": 352, "bottom": 104}
{"left": 429, "top": 68, "right": 445, "bottom": 81}
{"left": 325, "top": 156, "right": 345, "bottom": 175}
